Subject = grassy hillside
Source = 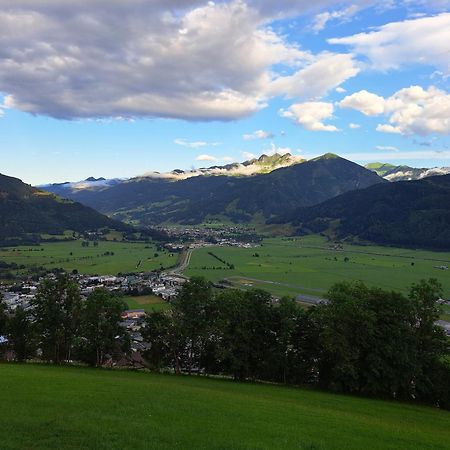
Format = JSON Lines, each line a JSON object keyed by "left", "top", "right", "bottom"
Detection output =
{"left": 1, "top": 364, "right": 449, "bottom": 450}
{"left": 276, "top": 174, "right": 450, "bottom": 250}
{"left": 0, "top": 173, "right": 128, "bottom": 243}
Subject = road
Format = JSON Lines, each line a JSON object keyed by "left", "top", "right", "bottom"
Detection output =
{"left": 224, "top": 276, "right": 326, "bottom": 305}
{"left": 165, "top": 248, "right": 192, "bottom": 277}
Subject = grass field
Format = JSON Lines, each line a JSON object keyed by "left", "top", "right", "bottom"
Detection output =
{"left": 123, "top": 294, "right": 170, "bottom": 312}
{"left": 0, "top": 241, "right": 177, "bottom": 276}
{"left": 0, "top": 364, "right": 449, "bottom": 450}
{"left": 185, "top": 235, "right": 450, "bottom": 299}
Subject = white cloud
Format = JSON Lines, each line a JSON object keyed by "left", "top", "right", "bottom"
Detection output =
{"left": 342, "top": 85, "right": 450, "bottom": 136}
{"left": 0, "top": 0, "right": 368, "bottom": 121}
{"left": 269, "top": 52, "right": 360, "bottom": 100}
{"left": 340, "top": 90, "right": 385, "bottom": 116}
{"left": 349, "top": 122, "right": 360, "bottom": 129}
{"left": 336, "top": 87, "right": 346, "bottom": 93}
{"left": 329, "top": 13, "right": 450, "bottom": 74}
{"left": 312, "top": 5, "right": 360, "bottom": 33}
{"left": 243, "top": 129, "right": 274, "bottom": 140}
{"left": 375, "top": 145, "right": 399, "bottom": 151}
{"left": 242, "top": 151, "right": 257, "bottom": 160}
{"left": 196, "top": 154, "right": 217, "bottom": 161}
{"left": 262, "top": 142, "right": 294, "bottom": 156}
{"left": 280, "top": 101, "right": 338, "bottom": 132}
{"left": 376, "top": 124, "right": 401, "bottom": 134}
{"left": 175, "top": 138, "right": 220, "bottom": 148}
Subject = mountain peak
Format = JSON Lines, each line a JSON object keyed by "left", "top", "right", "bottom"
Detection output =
{"left": 85, "top": 177, "right": 106, "bottom": 182}
{"left": 312, "top": 153, "right": 340, "bottom": 161}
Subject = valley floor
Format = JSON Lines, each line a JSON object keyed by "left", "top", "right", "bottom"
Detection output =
{"left": 0, "top": 364, "right": 449, "bottom": 450}
{"left": 185, "top": 235, "right": 450, "bottom": 299}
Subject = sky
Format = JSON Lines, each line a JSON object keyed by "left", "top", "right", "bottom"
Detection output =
{"left": 0, "top": 0, "right": 450, "bottom": 184}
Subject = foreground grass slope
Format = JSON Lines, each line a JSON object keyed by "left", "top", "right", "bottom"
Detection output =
{"left": 1, "top": 364, "right": 449, "bottom": 449}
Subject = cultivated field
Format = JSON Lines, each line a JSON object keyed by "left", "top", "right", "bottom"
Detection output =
{"left": 0, "top": 364, "right": 449, "bottom": 450}
{"left": 185, "top": 235, "right": 450, "bottom": 298}
{"left": 0, "top": 241, "right": 177, "bottom": 276}
{"left": 123, "top": 294, "right": 170, "bottom": 312}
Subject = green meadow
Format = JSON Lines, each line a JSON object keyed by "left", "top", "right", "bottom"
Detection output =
{"left": 123, "top": 294, "right": 171, "bottom": 312}
{"left": 0, "top": 240, "right": 177, "bottom": 276}
{"left": 185, "top": 235, "right": 450, "bottom": 298}
{"left": 0, "top": 364, "right": 449, "bottom": 450}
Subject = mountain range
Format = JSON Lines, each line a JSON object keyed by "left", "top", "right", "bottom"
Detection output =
{"left": 274, "top": 174, "right": 450, "bottom": 249}
{"left": 42, "top": 153, "right": 385, "bottom": 225}
{"left": 365, "top": 162, "right": 450, "bottom": 182}
{"left": 0, "top": 173, "right": 128, "bottom": 244}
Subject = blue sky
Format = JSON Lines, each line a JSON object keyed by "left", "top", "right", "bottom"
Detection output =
{"left": 0, "top": 0, "right": 449, "bottom": 184}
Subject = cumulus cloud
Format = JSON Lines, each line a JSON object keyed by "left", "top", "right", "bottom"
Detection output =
{"left": 0, "top": 0, "right": 366, "bottom": 121}
{"left": 329, "top": 12, "right": 450, "bottom": 74}
{"left": 243, "top": 129, "right": 274, "bottom": 140}
{"left": 376, "top": 124, "right": 401, "bottom": 134}
{"left": 340, "top": 90, "right": 385, "bottom": 116}
{"left": 341, "top": 85, "right": 450, "bottom": 136}
{"left": 280, "top": 102, "right": 338, "bottom": 132}
{"left": 336, "top": 87, "right": 346, "bottom": 93}
{"left": 174, "top": 139, "right": 220, "bottom": 148}
{"left": 349, "top": 122, "right": 360, "bottom": 129}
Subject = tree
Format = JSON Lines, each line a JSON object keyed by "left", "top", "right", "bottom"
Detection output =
{"left": 32, "top": 274, "right": 82, "bottom": 363}
{"left": 276, "top": 298, "right": 319, "bottom": 385}
{"left": 0, "top": 293, "right": 7, "bottom": 337}
{"left": 216, "top": 289, "right": 275, "bottom": 381}
{"left": 171, "top": 277, "right": 217, "bottom": 374}
{"left": 77, "top": 288, "right": 128, "bottom": 366}
{"left": 408, "top": 279, "right": 449, "bottom": 402}
{"left": 314, "top": 279, "right": 449, "bottom": 401}
{"left": 7, "top": 307, "right": 36, "bottom": 362}
{"left": 143, "top": 311, "right": 180, "bottom": 371}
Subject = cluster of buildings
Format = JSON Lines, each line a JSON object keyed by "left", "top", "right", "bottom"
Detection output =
{"left": 0, "top": 272, "right": 186, "bottom": 313}
{"left": 157, "top": 225, "right": 261, "bottom": 246}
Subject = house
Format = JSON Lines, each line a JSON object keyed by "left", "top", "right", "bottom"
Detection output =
{"left": 121, "top": 309, "right": 146, "bottom": 320}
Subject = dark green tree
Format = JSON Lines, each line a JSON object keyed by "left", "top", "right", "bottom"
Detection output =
{"left": 32, "top": 274, "right": 82, "bottom": 363}
{"left": 0, "top": 293, "right": 7, "bottom": 337}
{"left": 172, "top": 277, "right": 217, "bottom": 373}
{"left": 77, "top": 288, "right": 129, "bottom": 366}
{"left": 143, "top": 310, "right": 182, "bottom": 372}
{"left": 7, "top": 307, "right": 36, "bottom": 362}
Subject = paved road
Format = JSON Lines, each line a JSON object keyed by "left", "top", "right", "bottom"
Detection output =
{"left": 165, "top": 249, "right": 192, "bottom": 277}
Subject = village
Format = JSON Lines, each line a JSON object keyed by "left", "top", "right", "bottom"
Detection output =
{"left": 0, "top": 270, "right": 189, "bottom": 359}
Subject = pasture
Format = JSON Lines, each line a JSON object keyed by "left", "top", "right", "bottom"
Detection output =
{"left": 0, "top": 364, "right": 449, "bottom": 450}
{"left": 0, "top": 240, "right": 177, "bottom": 276}
{"left": 123, "top": 294, "right": 170, "bottom": 312}
{"left": 185, "top": 235, "right": 450, "bottom": 298}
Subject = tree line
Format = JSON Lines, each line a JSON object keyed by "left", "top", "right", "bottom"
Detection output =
{"left": 1, "top": 274, "right": 449, "bottom": 409}
{"left": 143, "top": 277, "right": 450, "bottom": 408}
{"left": 0, "top": 275, "right": 129, "bottom": 366}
